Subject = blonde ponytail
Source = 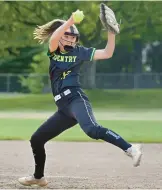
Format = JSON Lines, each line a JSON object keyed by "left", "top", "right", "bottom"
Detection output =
{"left": 33, "top": 19, "right": 65, "bottom": 44}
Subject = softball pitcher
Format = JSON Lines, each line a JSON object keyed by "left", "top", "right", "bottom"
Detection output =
{"left": 18, "top": 4, "right": 142, "bottom": 187}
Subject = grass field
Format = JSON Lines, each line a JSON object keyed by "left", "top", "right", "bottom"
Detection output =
{"left": 1, "top": 89, "right": 162, "bottom": 143}
{"left": 1, "top": 118, "right": 162, "bottom": 143}
{"left": 1, "top": 89, "right": 162, "bottom": 110}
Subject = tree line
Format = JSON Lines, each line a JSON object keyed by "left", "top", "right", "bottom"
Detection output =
{"left": 1, "top": 1, "right": 162, "bottom": 74}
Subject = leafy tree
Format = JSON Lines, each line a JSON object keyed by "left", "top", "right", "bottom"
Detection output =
{"left": 19, "top": 50, "right": 50, "bottom": 93}
{"left": 1, "top": 1, "right": 162, "bottom": 75}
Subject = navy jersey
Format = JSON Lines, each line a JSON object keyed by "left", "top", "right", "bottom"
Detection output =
{"left": 47, "top": 45, "right": 96, "bottom": 96}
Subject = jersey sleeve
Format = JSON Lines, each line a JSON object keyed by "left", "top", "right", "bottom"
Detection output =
{"left": 47, "top": 48, "right": 55, "bottom": 58}
{"left": 78, "top": 46, "right": 96, "bottom": 61}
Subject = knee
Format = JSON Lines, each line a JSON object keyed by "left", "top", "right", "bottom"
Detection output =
{"left": 85, "top": 125, "right": 103, "bottom": 140}
{"left": 30, "top": 133, "right": 44, "bottom": 148}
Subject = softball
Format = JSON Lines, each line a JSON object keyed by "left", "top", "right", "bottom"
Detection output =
{"left": 72, "top": 10, "right": 84, "bottom": 23}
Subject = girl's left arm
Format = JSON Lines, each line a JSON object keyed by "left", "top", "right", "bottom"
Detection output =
{"left": 93, "top": 32, "right": 116, "bottom": 60}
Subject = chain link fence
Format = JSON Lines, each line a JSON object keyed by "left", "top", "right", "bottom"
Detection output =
{"left": 0, "top": 73, "right": 162, "bottom": 93}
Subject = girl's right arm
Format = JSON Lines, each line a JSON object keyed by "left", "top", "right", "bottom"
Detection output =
{"left": 49, "top": 16, "right": 74, "bottom": 53}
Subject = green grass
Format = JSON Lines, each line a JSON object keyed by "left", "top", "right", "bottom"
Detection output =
{"left": 1, "top": 89, "right": 162, "bottom": 110}
{"left": 1, "top": 118, "right": 162, "bottom": 143}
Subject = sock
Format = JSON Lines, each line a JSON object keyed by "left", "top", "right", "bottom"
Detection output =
{"left": 100, "top": 127, "right": 132, "bottom": 151}
{"left": 31, "top": 146, "right": 46, "bottom": 179}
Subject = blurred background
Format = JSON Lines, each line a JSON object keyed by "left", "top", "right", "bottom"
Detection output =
{"left": 1, "top": 1, "right": 162, "bottom": 94}
{"left": 1, "top": 1, "right": 162, "bottom": 142}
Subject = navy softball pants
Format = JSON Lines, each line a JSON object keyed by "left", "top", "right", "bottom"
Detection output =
{"left": 30, "top": 89, "right": 131, "bottom": 178}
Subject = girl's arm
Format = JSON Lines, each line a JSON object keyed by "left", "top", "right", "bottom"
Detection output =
{"left": 49, "top": 17, "right": 74, "bottom": 52}
{"left": 93, "top": 32, "right": 116, "bottom": 60}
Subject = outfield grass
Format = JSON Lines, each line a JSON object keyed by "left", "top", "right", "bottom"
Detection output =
{"left": 1, "top": 89, "right": 162, "bottom": 110}
{"left": 0, "top": 118, "right": 162, "bottom": 143}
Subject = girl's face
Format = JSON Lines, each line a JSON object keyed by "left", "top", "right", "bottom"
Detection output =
{"left": 59, "top": 28, "right": 77, "bottom": 50}
{"left": 62, "top": 34, "right": 77, "bottom": 45}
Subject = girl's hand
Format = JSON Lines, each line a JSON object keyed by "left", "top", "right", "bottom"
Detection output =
{"left": 69, "top": 10, "right": 84, "bottom": 24}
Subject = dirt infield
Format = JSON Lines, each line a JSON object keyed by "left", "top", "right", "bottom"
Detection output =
{"left": 0, "top": 141, "right": 162, "bottom": 189}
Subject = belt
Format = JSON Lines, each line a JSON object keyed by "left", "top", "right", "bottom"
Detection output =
{"left": 54, "top": 89, "right": 71, "bottom": 102}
